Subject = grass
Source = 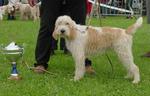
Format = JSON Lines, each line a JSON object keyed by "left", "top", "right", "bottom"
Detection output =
{"left": 0, "top": 16, "right": 150, "bottom": 96}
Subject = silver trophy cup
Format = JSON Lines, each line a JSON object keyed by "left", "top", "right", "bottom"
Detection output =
{"left": 2, "top": 42, "right": 24, "bottom": 80}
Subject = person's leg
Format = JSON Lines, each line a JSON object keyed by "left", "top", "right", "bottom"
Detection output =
{"left": 141, "top": 51, "right": 150, "bottom": 57}
{"left": 59, "top": 2, "right": 70, "bottom": 53}
{"left": 50, "top": 38, "right": 57, "bottom": 55}
{"left": 60, "top": 38, "right": 65, "bottom": 50}
{"left": 68, "top": 0, "right": 87, "bottom": 24}
{"left": 7, "top": 13, "right": 11, "bottom": 20}
{"left": 60, "top": 38, "right": 69, "bottom": 54}
{"left": 34, "top": 0, "right": 62, "bottom": 72}
{"left": 67, "top": 0, "right": 95, "bottom": 73}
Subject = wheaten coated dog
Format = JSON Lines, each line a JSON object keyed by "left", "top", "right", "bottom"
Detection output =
{"left": 0, "top": 5, "right": 13, "bottom": 20}
{"left": 15, "top": 3, "right": 39, "bottom": 21}
{"left": 0, "top": 6, "right": 4, "bottom": 20}
{"left": 53, "top": 15, "right": 143, "bottom": 84}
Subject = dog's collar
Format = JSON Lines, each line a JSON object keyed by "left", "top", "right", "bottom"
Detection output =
{"left": 76, "top": 25, "right": 88, "bottom": 33}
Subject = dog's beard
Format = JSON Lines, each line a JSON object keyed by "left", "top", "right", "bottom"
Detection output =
{"left": 53, "top": 30, "right": 68, "bottom": 40}
{"left": 59, "top": 32, "right": 69, "bottom": 39}
{"left": 58, "top": 27, "right": 70, "bottom": 37}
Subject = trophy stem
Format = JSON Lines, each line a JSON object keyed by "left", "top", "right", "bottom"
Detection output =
{"left": 11, "top": 62, "right": 18, "bottom": 76}
{"left": 8, "top": 62, "right": 21, "bottom": 80}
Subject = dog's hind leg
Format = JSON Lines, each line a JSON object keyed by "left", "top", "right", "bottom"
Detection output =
{"left": 114, "top": 44, "right": 140, "bottom": 84}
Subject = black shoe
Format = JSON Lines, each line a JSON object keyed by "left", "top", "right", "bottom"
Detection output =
{"left": 85, "top": 58, "right": 95, "bottom": 74}
{"left": 7, "top": 14, "right": 11, "bottom": 20}
{"left": 12, "top": 16, "right": 16, "bottom": 20}
{"left": 85, "top": 58, "right": 92, "bottom": 66}
{"left": 141, "top": 52, "right": 150, "bottom": 57}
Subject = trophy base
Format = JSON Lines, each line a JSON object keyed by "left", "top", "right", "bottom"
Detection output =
{"left": 8, "top": 75, "right": 22, "bottom": 80}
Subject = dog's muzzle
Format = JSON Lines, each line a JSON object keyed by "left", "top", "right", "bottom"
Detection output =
{"left": 60, "top": 29, "right": 65, "bottom": 34}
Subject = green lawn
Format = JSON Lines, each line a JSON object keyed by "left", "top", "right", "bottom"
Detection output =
{"left": 0, "top": 16, "right": 150, "bottom": 96}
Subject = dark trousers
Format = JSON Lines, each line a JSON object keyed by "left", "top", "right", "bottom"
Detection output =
{"left": 35, "top": 0, "right": 87, "bottom": 68}
{"left": 0, "top": 0, "right": 4, "bottom": 6}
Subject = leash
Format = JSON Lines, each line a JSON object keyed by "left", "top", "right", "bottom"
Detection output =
{"left": 22, "top": 59, "right": 57, "bottom": 76}
{"left": 87, "top": 0, "right": 114, "bottom": 75}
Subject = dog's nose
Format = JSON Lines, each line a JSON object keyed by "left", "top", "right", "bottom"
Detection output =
{"left": 60, "top": 29, "right": 65, "bottom": 33}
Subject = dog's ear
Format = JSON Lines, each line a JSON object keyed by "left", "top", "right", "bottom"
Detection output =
{"left": 52, "top": 25, "right": 58, "bottom": 40}
{"left": 52, "top": 33, "right": 58, "bottom": 40}
{"left": 52, "top": 32, "right": 58, "bottom": 40}
{"left": 65, "top": 19, "right": 76, "bottom": 40}
{"left": 68, "top": 23, "right": 77, "bottom": 40}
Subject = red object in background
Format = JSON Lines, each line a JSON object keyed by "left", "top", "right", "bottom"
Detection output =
{"left": 86, "top": 0, "right": 104, "bottom": 15}
{"left": 86, "top": 0, "right": 92, "bottom": 15}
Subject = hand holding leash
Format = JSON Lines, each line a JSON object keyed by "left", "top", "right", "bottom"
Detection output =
{"left": 28, "top": 0, "right": 37, "bottom": 7}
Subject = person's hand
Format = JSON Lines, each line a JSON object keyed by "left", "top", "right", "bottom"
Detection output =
{"left": 107, "top": 0, "right": 112, "bottom": 5}
{"left": 28, "top": 0, "right": 37, "bottom": 7}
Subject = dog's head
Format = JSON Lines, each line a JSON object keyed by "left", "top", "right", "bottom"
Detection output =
{"left": 14, "top": 2, "right": 21, "bottom": 11}
{"left": 53, "top": 15, "right": 77, "bottom": 40}
{"left": 7, "top": 5, "right": 15, "bottom": 14}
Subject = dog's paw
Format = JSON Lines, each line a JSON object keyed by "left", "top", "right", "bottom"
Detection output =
{"left": 132, "top": 79, "right": 140, "bottom": 84}
{"left": 74, "top": 76, "right": 82, "bottom": 81}
{"left": 132, "top": 80, "right": 139, "bottom": 84}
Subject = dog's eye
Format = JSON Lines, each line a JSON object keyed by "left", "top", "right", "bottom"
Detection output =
{"left": 66, "top": 23, "right": 69, "bottom": 25}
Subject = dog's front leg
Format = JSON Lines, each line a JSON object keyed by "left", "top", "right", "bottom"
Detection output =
{"left": 73, "top": 51, "right": 85, "bottom": 81}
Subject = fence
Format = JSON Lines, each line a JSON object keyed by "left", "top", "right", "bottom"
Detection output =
{"left": 88, "top": 0, "right": 146, "bottom": 17}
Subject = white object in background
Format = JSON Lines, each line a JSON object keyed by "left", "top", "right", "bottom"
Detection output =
{"left": 5, "top": 42, "right": 20, "bottom": 50}
{"left": 88, "top": 0, "right": 134, "bottom": 15}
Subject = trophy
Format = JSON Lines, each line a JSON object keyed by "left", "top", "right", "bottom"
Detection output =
{"left": 2, "top": 42, "right": 24, "bottom": 80}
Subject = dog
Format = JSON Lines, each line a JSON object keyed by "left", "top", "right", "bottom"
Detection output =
{"left": 15, "top": 3, "right": 40, "bottom": 21}
{"left": 53, "top": 15, "right": 143, "bottom": 84}
{"left": 0, "top": 5, "right": 14, "bottom": 20}
{"left": 0, "top": 7, "right": 4, "bottom": 20}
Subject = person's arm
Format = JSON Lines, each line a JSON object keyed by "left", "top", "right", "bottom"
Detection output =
{"left": 28, "top": 0, "right": 36, "bottom": 7}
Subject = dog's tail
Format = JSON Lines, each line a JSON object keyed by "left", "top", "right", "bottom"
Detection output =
{"left": 126, "top": 17, "right": 143, "bottom": 35}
